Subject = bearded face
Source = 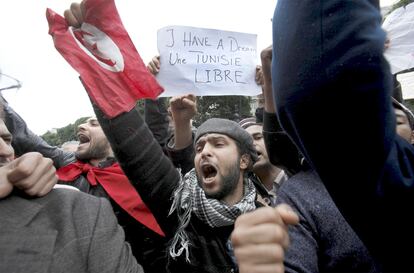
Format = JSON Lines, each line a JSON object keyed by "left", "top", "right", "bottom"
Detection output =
{"left": 75, "top": 118, "right": 112, "bottom": 162}
{"left": 196, "top": 155, "right": 241, "bottom": 200}
{"left": 194, "top": 133, "right": 245, "bottom": 202}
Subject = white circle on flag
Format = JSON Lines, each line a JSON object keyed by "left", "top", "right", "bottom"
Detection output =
{"left": 70, "top": 23, "right": 125, "bottom": 72}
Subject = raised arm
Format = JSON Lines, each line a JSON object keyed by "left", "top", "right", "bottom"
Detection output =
{"left": 259, "top": 45, "right": 302, "bottom": 176}
{"left": 145, "top": 56, "right": 172, "bottom": 150}
{"left": 1, "top": 97, "right": 74, "bottom": 168}
{"left": 93, "top": 104, "right": 180, "bottom": 236}
{"left": 147, "top": 56, "right": 197, "bottom": 173}
{"left": 60, "top": 0, "right": 181, "bottom": 236}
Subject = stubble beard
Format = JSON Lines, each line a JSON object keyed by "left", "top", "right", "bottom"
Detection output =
{"left": 196, "top": 159, "right": 241, "bottom": 201}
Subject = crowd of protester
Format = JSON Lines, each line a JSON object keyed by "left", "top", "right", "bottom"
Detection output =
{"left": 1, "top": 0, "right": 414, "bottom": 272}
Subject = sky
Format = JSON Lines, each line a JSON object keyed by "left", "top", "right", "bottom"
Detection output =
{"left": 0, "top": 0, "right": 403, "bottom": 135}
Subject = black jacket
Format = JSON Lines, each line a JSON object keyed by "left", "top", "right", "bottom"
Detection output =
{"left": 94, "top": 104, "right": 265, "bottom": 273}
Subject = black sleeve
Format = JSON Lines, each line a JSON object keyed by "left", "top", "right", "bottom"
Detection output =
{"left": 262, "top": 111, "right": 302, "bottom": 177}
{"left": 93, "top": 103, "right": 180, "bottom": 237}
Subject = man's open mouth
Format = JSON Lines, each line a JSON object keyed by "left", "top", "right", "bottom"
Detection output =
{"left": 201, "top": 163, "right": 217, "bottom": 180}
{"left": 77, "top": 133, "right": 90, "bottom": 144}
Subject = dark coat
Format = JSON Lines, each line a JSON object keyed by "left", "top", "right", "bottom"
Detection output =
{"left": 94, "top": 104, "right": 264, "bottom": 273}
{"left": 276, "top": 170, "right": 378, "bottom": 272}
{"left": 272, "top": 0, "right": 414, "bottom": 271}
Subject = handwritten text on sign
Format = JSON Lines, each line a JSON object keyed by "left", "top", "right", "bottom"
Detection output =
{"left": 156, "top": 26, "right": 260, "bottom": 97}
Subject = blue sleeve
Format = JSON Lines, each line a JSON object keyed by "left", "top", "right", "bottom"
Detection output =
{"left": 272, "top": 0, "right": 414, "bottom": 270}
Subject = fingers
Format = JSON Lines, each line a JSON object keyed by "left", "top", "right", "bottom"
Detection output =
{"left": 276, "top": 203, "right": 300, "bottom": 225}
{"left": 0, "top": 181, "right": 13, "bottom": 199}
{"left": 181, "top": 95, "right": 197, "bottom": 109}
{"left": 231, "top": 205, "right": 298, "bottom": 248}
{"left": 260, "top": 45, "right": 273, "bottom": 62}
{"left": 234, "top": 206, "right": 284, "bottom": 228}
{"left": 21, "top": 159, "right": 57, "bottom": 197}
{"left": 64, "top": 10, "right": 81, "bottom": 28}
{"left": 71, "top": 2, "right": 84, "bottom": 25}
{"left": 236, "top": 243, "right": 285, "bottom": 273}
{"left": 239, "top": 262, "right": 285, "bottom": 273}
{"left": 6, "top": 153, "right": 40, "bottom": 183}
{"left": 64, "top": 2, "right": 84, "bottom": 28}
{"left": 170, "top": 94, "right": 196, "bottom": 109}
{"left": 8, "top": 152, "right": 58, "bottom": 197}
{"left": 231, "top": 205, "right": 299, "bottom": 273}
{"left": 232, "top": 222, "right": 290, "bottom": 249}
{"left": 256, "top": 65, "right": 264, "bottom": 86}
{"left": 235, "top": 243, "right": 284, "bottom": 264}
{"left": 147, "top": 56, "right": 161, "bottom": 75}
{"left": 0, "top": 162, "right": 13, "bottom": 198}
{"left": 169, "top": 95, "right": 181, "bottom": 106}
{"left": 184, "top": 93, "right": 196, "bottom": 102}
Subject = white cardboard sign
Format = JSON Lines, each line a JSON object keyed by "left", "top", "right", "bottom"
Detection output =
{"left": 383, "top": 3, "right": 414, "bottom": 75}
{"left": 156, "top": 25, "right": 261, "bottom": 97}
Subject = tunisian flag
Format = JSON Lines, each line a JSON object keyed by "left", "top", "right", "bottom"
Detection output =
{"left": 46, "top": 0, "right": 163, "bottom": 118}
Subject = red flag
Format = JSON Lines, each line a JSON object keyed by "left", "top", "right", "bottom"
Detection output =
{"left": 57, "top": 161, "right": 165, "bottom": 236}
{"left": 46, "top": 0, "right": 163, "bottom": 118}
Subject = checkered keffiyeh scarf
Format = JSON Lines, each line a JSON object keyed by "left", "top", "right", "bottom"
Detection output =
{"left": 168, "top": 168, "right": 256, "bottom": 262}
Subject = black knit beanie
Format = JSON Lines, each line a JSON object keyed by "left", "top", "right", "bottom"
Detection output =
{"left": 195, "top": 118, "right": 258, "bottom": 163}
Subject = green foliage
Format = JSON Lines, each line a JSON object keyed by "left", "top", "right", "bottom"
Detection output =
{"left": 388, "top": 0, "right": 414, "bottom": 14}
{"left": 392, "top": 0, "right": 414, "bottom": 10}
{"left": 41, "top": 116, "right": 90, "bottom": 147}
{"left": 193, "top": 96, "right": 252, "bottom": 127}
{"left": 40, "top": 96, "right": 253, "bottom": 146}
{"left": 405, "top": 99, "right": 414, "bottom": 114}
{"left": 41, "top": 131, "right": 61, "bottom": 147}
{"left": 135, "top": 99, "right": 145, "bottom": 116}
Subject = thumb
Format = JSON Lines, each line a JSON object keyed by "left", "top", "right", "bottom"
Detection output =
{"left": 6, "top": 153, "right": 39, "bottom": 184}
{"left": 0, "top": 162, "right": 14, "bottom": 198}
{"left": 275, "top": 203, "right": 299, "bottom": 225}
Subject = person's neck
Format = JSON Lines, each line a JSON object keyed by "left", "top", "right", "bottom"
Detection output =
{"left": 222, "top": 174, "right": 245, "bottom": 206}
{"left": 88, "top": 157, "right": 107, "bottom": 167}
{"left": 256, "top": 165, "right": 282, "bottom": 191}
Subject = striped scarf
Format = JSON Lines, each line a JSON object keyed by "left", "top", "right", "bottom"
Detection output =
{"left": 168, "top": 168, "right": 256, "bottom": 262}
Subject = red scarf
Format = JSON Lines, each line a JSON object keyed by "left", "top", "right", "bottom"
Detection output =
{"left": 57, "top": 161, "right": 164, "bottom": 236}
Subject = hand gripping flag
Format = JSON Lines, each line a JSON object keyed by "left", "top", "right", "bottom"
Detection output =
{"left": 46, "top": 0, "right": 164, "bottom": 118}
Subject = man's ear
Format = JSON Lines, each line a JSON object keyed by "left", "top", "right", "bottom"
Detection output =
{"left": 240, "top": 154, "right": 250, "bottom": 170}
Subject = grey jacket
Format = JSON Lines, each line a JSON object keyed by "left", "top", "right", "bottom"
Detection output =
{"left": 0, "top": 188, "right": 142, "bottom": 273}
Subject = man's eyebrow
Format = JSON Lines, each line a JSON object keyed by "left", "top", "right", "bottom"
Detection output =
{"left": 196, "top": 135, "right": 226, "bottom": 145}
{"left": 195, "top": 138, "right": 205, "bottom": 146}
{"left": 395, "top": 112, "right": 408, "bottom": 119}
{"left": 207, "top": 135, "right": 228, "bottom": 142}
